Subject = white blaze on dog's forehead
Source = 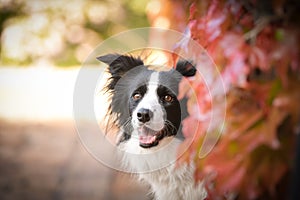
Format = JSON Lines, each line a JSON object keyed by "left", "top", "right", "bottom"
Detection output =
{"left": 132, "top": 71, "right": 165, "bottom": 131}
{"left": 149, "top": 72, "right": 159, "bottom": 85}
{"left": 145, "top": 71, "right": 164, "bottom": 131}
{"left": 148, "top": 71, "right": 159, "bottom": 88}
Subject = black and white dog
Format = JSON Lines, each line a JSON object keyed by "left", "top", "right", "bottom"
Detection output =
{"left": 97, "top": 54, "right": 207, "bottom": 200}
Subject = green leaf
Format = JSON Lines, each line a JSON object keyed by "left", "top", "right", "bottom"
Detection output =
{"left": 275, "top": 29, "right": 284, "bottom": 42}
{"left": 267, "top": 79, "right": 282, "bottom": 106}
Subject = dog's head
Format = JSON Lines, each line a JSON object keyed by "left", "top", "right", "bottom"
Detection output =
{"left": 97, "top": 54, "right": 196, "bottom": 149}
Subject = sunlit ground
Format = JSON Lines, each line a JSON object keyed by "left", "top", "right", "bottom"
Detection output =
{"left": 0, "top": 66, "right": 149, "bottom": 200}
{"left": 0, "top": 66, "right": 108, "bottom": 121}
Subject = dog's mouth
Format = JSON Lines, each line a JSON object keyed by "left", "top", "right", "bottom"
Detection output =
{"left": 138, "top": 126, "right": 163, "bottom": 148}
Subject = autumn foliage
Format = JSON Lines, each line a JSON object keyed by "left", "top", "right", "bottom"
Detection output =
{"left": 148, "top": 0, "right": 300, "bottom": 199}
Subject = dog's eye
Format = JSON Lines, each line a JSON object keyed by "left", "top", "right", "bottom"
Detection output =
{"left": 132, "top": 93, "right": 142, "bottom": 100}
{"left": 163, "top": 95, "right": 174, "bottom": 103}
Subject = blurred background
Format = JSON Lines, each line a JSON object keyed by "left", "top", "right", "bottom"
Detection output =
{"left": 1, "top": 0, "right": 300, "bottom": 200}
{"left": 0, "top": 0, "right": 152, "bottom": 199}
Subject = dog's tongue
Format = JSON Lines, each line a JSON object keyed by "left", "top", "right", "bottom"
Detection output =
{"left": 139, "top": 135, "right": 156, "bottom": 144}
{"left": 138, "top": 127, "right": 157, "bottom": 144}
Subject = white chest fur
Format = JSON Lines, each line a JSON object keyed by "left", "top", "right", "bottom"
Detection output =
{"left": 118, "top": 136, "right": 207, "bottom": 200}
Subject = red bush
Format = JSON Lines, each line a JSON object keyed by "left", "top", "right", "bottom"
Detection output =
{"left": 149, "top": 0, "right": 300, "bottom": 199}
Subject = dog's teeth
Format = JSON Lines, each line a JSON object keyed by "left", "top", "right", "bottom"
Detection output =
{"left": 139, "top": 135, "right": 156, "bottom": 144}
{"left": 152, "top": 135, "right": 156, "bottom": 143}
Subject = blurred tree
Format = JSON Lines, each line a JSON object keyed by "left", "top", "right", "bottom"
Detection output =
{"left": 0, "top": 0, "right": 149, "bottom": 67}
{"left": 0, "top": 1, "right": 24, "bottom": 54}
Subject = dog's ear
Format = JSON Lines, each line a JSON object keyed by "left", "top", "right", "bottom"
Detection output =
{"left": 97, "top": 54, "right": 144, "bottom": 90}
{"left": 97, "top": 54, "right": 144, "bottom": 77}
{"left": 175, "top": 60, "right": 196, "bottom": 77}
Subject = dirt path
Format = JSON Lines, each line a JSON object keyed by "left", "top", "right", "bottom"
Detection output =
{"left": 0, "top": 120, "right": 150, "bottom": 200}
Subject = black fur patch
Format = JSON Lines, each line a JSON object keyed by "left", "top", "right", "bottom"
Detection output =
{"left": 97, "top": 54, "right": 144, "bottom": 91}
{"left": 175, "top": 60, "right": 196, "bottom": 77}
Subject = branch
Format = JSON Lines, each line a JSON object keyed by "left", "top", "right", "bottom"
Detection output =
{"left": 243, "top": 17, "right": 271, "bottom": 42}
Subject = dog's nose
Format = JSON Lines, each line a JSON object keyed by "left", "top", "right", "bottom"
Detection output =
{"left": 137, "top": 108, "right": 153, "bottom": 123}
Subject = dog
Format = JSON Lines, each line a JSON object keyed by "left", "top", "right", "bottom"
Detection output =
{"left": 97, "top": 54, "right": 207, "bottom": 200}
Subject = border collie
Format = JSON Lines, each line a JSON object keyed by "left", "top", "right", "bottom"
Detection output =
{"left": 97, "top": 54, "right": 207, "bottom": 200}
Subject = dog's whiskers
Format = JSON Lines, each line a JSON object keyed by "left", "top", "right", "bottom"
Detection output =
{"left": 121, "top": 117, "right": 133, "bottom": 133}
{"left": 162, "top": 120, "right": 178, "bottom": 136}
